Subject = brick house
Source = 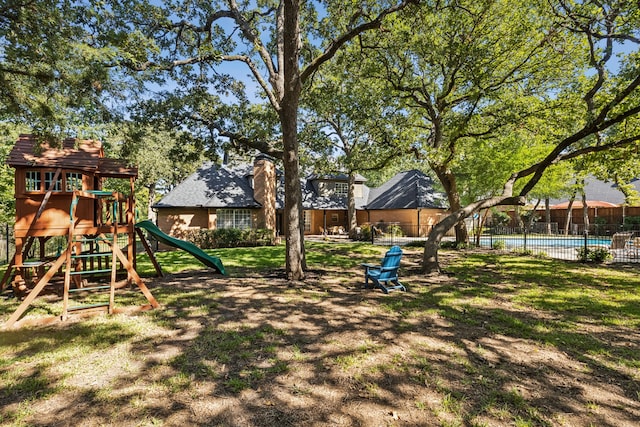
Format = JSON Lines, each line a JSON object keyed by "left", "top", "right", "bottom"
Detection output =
{"left": 153, "top": 154, "right": 449, "bottom": 238}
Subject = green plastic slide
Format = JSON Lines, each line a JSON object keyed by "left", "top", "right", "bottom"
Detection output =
{"left": 135, "top": 220, "right": 226, "bottom": 275}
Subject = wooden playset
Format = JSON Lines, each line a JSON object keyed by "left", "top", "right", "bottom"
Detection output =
{"left": 1, "top": 134, "right": 160, "bottom": 329}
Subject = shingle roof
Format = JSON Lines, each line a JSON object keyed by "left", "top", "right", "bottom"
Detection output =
{"left": 300, "top": 179, "right": 370, "bottom": 210}
{"left": 7, "top": 134, "right": 137, "bottom": 177}
{"left": 307, "top": 173, "right": 367, "bottom": 182}
{"left": 365, "top": 170, "right": 447, "bottom": 210}
{"left": 154, "top": 162, "right": 448, "bottom": 211}
{"left": 8, "top": 134, "right": 102, "bottom": 172}
{"left": 154, "top": 162, "right": 260, "bottom": 208}
{"left": 548, "top": 175, "right": 640, "bottom": 206}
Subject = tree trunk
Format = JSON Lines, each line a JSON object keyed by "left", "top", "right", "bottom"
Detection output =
{"left": 564, "top": 191, "right": 576, "bottom": 235}
{"left": 281, "top": 0, "right": 305, "bottom": 280}
{"left": 422, "top": 210, "right": 467, "bottom": 274}
{"left": 514, "top": 206, "right": 524, "bottom": 230}
{"left": 433, "top": 165, "right": 468, "bottom": 244}
{"left": 545, "top": 197, "right": 551, "bottom": 234}
{"left": 528, "top": 199, "right": 541, "bottom": 231}
{"left": 475, "top": 209, "right": 490, "bottom": 245}
{"left": 421, "top": 193, "right": 527, "bottom": 274}
{"left": 347, "top": 172, "right": 357, "bottom": 235}
{"left": 454, "top": 222, "right": 468, "bottom": 245}
{"left": 147, "top": 183, "right": 157, "bottom": 223}
{"left": 582, "top": 191, "right": 589, "bottom": 234}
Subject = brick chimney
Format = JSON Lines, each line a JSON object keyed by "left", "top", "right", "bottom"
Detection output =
{"left": 253, "top": 154, "right": 276, "bottom": 231}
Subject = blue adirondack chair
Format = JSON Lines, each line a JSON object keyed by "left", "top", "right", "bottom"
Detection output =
{"left": 361, "top": 245, "right": 406, "bottom": 294}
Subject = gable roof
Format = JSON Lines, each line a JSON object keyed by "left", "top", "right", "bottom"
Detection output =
{"left": 300, "top": 180, "right": 370, "bottom": 210}
{"left": 7, "top": 134, "right": 137, "bottom": 177}
{"left": 307, "top": 173, "right": 367, "bottom": 182}
{"left": 548, "top": 175, "right": 640, "bottom": 207}
{"left": 154, "top": 161, "right": 448, "bottom": 211}
{"left": 365, "top": 170, "right": 447, "bottom": 210}
{"left": 154, "top": 162, "right": 260, "bottom": 209}
{"left": 8, "top": 134, "right": 102, "bottom": 172}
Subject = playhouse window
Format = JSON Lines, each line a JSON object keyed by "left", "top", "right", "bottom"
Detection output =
{"left": 25, "top": 171, "right": 42, "bottom": 192}
{"left": 217, "top": 209, "right": 252, "bottom": 230}
{"left": 65, "top": 172, "right": 84, "bottom": 192}
{"left": 44, "top": 171, "right": 62, "bottom": 192}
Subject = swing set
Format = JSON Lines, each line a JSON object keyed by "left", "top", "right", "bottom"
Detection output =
{"left": 1, "top": 135, "right": 163, "bottom": 329}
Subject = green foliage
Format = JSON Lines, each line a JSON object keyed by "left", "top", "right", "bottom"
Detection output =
{"left": 623, "top": 216, "right": 640, "bottom": 230}
{"left": 440, "top": 241, "right": 468, "bottom": 250}
{"left": 385, "top": 224, "right": 405, "bottom": 237}
{"left": 576, "top": 247, "right": 613, "bottom": 263}
{"left": 353, "top": 224, "right": 373, "bottom": 242}
{"left": 0, "top": 1, "right": 139, "bottom": 134}
{"left": 492, "top": 240, "right": 506, "bottom": 250}
{"left": 0, "top": 124, "right": 29, "bottom": 223}
{"left": 182, "top": 228, "right": 274, "bottom": 249}
{"left": 490, "top": 210, "right": 511, "bottom": 227}
{"left": 513, "top": 249, "right": 535, "bottom": 257}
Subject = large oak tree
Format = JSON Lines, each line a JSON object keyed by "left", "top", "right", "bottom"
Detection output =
{"left": 363, "top": 0, "right": 640, "bottom": 273}
{"left": 103, "top": 0, "right": 419, "bottom": 280}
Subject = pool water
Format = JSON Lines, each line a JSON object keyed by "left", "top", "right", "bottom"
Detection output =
{"left": 478, "top": 237, "right": 611, "bottom": 248}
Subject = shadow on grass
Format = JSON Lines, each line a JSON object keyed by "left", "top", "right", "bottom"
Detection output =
{"left": 1, "top": 248, "right": 639, "bottom": 426}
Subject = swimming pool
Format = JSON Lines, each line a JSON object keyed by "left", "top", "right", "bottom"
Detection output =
{"left": 478, "top": 236, "right": 611, "bottom": 248}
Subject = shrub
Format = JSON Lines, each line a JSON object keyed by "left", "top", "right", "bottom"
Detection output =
{"left": 491, "top": 209, "right": 511, "bottom": 226}
{"left": 353, "top": 224, "right": 372, "bottom": 241}
{"left": 576, "top": 247, "right": 612, "bottom": 263}
{"left": 514, "top": 248, "right": 535, "bottom": 256}
{"left": 213, "top": 228, "right": 244, "bottom": 247}
{"left": 182, "top": 228, "right": 274, "bottom": 248}
{"left": 492, "top": 240, "right": 506, "bottom": 250}
{"left": 440, "top": 241, "right": 468, "bottom": 249}
{"left": 385, "top": 224, "right": 405, "bottom": 237}
{"left": 623, "top": 216, "right": 640, "bottom": 231}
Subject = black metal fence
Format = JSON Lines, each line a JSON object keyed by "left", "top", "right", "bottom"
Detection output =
{"left": 473, "top": 229, "right": 640, "bottom": 263}
{"left": 372, "top": 222, "right": 640, "bottom": 263}
{"left": 0, "top": 224, "right": 13, "bottom": 266}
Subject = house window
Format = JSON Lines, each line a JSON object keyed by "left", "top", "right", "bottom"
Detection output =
{"left": 65, "top": 172, "right": 84, "bottom": 192}
{"left": 25, "top": 171, "right": 42, "bottom": 192}
{"left": 335, "top": 182, "right": 348, "bottom": 195}
{"left": 44, "top": 171, "right": 62, "bottom": 192}
{"left": 303, "top": 210, "right": 311, "bottom": 231}
{"left": 217, "top": 209, "right": 252, "bottom": 229}
{"left": 331, "top": 213, "right": 339, "bottom": 223}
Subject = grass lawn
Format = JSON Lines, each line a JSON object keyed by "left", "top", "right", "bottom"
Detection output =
{"left": 1, "top": 242, "right": 639, "bottom": 426}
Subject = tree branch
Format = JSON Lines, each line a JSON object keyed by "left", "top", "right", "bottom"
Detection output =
{"left": 300, "top": 0, "right": 419, "bottom": 83}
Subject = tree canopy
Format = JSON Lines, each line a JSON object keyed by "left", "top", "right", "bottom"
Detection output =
{"left": 0, "top": 0, "right": 140, "bottom": 135}
{"left": 2, "top": 0, "right": 639, "bottom": 278}
{"left": 350, "top": 0, "right": 640, "bottom": 272}
{"left": 94, "top": 0, "right": 419, "bottom": 280}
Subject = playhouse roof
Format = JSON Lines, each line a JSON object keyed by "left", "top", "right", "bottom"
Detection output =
{"left": 7, "top": 134, "right": 137, "bottom": 178}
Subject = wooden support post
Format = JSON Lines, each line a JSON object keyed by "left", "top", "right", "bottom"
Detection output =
{"left": 104, "top": 234, "right": 159, "bottom": 309}
{"left": 62, "top": 192, "right": 79, "bottom": 320}
{"left": 3, "top": 253, "right": 67, "bottom": 329}
{"left": 136, "top": 227, "right": 163, "bottom": 277}
{"left": 109, "top": 226, "right": 117, "bottom": 314}
{"left": 2, "top": 168, "right": 62, "bottom": 292}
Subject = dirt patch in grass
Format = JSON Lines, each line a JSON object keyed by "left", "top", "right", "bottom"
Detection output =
{"left": 1, "top": 248, "right": 639, "bottom": 426}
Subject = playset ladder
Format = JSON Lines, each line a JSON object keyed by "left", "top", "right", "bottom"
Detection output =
{"left": 0, "top": 168, "right": 62, "bottom": 292}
